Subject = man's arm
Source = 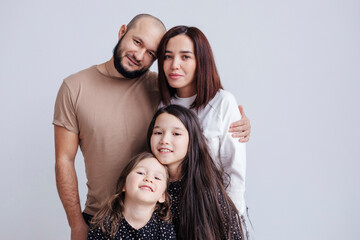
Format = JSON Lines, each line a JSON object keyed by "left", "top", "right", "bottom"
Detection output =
{"left": 229, "top": 105, "right": 251, "bottom": 143}
{"left": 54, "top": 125, "right": 88, "bottom": 240}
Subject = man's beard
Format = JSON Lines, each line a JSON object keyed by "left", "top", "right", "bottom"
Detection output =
{"left": 112, "top": 38, "right": 148, "bottom": 79}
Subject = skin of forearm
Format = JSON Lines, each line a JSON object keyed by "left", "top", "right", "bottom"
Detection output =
{"left": 55, "top": 158, "right": 84, "bottom": 228}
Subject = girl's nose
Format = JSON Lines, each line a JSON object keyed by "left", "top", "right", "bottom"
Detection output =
{"left": 144, "top": 177, "right": 153, "bottom": 183}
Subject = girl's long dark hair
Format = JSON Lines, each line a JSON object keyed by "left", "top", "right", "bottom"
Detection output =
{"left": 147, "top": 105, "right": 243, "bottom": 240}
{"left": 157, "top": 25, "right": 223, "bottom": 110}
{"left": 89, "top": 152, "right": 171, "bottom": 239}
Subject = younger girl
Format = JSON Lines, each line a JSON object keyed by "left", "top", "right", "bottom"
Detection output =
{"left": 147, "top": 105, "right": 243, "bottom": 240}
{"left": 87, "top": 152, "right": 176, "bottom": 240}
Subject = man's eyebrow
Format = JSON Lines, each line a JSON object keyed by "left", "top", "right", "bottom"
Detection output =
{"left": 133, "top": 35, "right": 143, "bottom": 43}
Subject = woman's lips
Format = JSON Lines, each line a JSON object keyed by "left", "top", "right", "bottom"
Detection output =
{"left": 168, "top": 73, "right": 183, "bottom": 80}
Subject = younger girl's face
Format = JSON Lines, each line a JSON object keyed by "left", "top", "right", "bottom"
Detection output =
{"left": 163, "top": 34, "right": 197, "bottom": 98}
{"left": 150, "top": 113, "right": 189, "bottom": 173}
{"left": 123, "top": 157, "right": 167, "bottom": 204}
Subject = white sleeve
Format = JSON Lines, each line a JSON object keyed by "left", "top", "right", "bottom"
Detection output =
{"left": 218, "top": 93, "right": 246, "bottom": 214}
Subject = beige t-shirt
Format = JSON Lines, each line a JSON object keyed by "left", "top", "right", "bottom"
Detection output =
{"left": 53, "top": 65, "right": 159, "bottom": 215}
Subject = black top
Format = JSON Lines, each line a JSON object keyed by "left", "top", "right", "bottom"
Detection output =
{"left": 87, "top": 213, "right": 176, "bottom": 240}
{"left": 168, "top": 180, "right": 242, "bottom": 240}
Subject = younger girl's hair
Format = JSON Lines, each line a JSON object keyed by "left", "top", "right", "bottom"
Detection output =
{"left": 147, "top": 105, "right": 243, "bottom": 240}
{"left": 90, "top": 152, "right": 171, "bottom": 239}
{"left": 157, "top": 25, "right": 223, "bottom": 111}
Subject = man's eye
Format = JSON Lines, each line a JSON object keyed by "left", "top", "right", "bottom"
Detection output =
{"left": 148, "top": 51, "right": 155, "bottom": 58}
{"left": 134, "top": 40, "right": 140, "bottom": 45}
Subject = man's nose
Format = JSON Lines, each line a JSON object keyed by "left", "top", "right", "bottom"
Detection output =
{"left": 134, "top": 48, "right": 147, "bottom": 61}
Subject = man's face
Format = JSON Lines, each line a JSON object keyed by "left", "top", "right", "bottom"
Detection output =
{"left": 113, "top": 19, "right": 164, "bottom": 78}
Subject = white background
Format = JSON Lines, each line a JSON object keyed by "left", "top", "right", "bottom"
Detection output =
{"left": 1, "top": 1, "right": 359, "bottom": 239}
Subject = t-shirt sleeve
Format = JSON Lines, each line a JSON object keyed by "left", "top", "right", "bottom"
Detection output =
{"left": 53, "top": 81, "right": 79, "bottom": 134}
{"left": 219, "top": 92, "right": 246, "bottom": 215}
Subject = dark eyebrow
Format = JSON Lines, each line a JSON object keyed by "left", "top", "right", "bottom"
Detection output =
{"left": 165, "top": 50, "right": 193, "bottom": 54}
{"left": 134, "top": 35, "right": 143, "bottom": 44}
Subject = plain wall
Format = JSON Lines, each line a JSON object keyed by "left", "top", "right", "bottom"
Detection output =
{"left": 0, "top": 0, "right": 359, "bottom": 239}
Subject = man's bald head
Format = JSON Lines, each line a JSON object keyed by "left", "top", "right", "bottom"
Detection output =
{"left": 127, "top": 14, "right": 166, "bottom": 34}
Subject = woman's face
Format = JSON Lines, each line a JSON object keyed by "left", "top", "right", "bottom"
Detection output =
{"left": 163, "top": 34, "right": 197, "bottom": 98}
{"left": 150, "top": 113, "right": 189, "bottom": 176}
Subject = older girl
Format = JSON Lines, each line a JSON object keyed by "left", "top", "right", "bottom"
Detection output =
{"left": 148, "top": 105, "right": 243, "bottom": 240}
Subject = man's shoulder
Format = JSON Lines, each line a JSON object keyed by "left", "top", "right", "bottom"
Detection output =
{"left": 140, "top": 70, "right": 158, "bottom": 82}
{"left": 139, "top": 70, "right": 158, "bottom": 90}
{"left": 63, "top": 65, "right": 98, "bottom": 86}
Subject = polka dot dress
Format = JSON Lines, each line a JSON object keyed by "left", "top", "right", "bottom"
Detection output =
{"left": 87, "top": 213, "right": 176, "bottom": 240}
{"left": 168, "top": 181, "right": 181, "bottom": 231}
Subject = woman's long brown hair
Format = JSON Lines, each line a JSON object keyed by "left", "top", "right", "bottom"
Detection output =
{"left": 89, "top": 152, "right": 171, "bottom": 239}
{"left": 157, "top": 25, "right": 223, "bottom": 110}
{"left": 147, "top": 105, "right": 243, "bottom": 240}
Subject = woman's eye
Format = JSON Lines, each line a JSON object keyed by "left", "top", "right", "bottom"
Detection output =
{"left": 173, "top": 132, "right": 181, "bottom": 136}
{"left": 182, "top": 55, "right": 190, "bottom": 60}
{"left": 153, "top": 131, "right": 162, "bottom": 135}
{"left": 164, "top": 55, "right": 172, "bottom": 59}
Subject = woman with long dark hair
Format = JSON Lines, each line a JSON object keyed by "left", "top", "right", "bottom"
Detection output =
{"left": 156, "top": 25, "right": 249, "bottom": 236}
{"left": 148, "top": 104, "right": 243, "bottom": 240}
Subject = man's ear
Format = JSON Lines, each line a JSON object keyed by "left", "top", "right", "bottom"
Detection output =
{"left": 158, "top": 192, "right": 166, "bottom": 203}
{"left": 118, "top": 24, "right": 127, "bottom": 40}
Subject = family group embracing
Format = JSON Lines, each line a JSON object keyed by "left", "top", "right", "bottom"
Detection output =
{"left": 54, "top": 14, "right": 252, "bottom": 240}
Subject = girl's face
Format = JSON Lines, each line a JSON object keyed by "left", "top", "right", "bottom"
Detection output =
{"left": 123, "top": 157, "right": 167, "bottom": 204}
{"left": 150, "top": 113, "right": 189, "bottom": 174}
{"left": 163, "top": 34, "right": 197, "bottom": 98}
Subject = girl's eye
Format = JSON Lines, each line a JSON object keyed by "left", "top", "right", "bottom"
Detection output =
{"left": 173, "top": 132, "right": 181, "bottom": 136}
{"left": 136, "top": 171, "right": 144, "bottom": 175}
{"left": 153, "top": 131, "right": 162, "bottom": 135}
{"left": 155, "top": 176, "right": 161, "bottom": 181}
